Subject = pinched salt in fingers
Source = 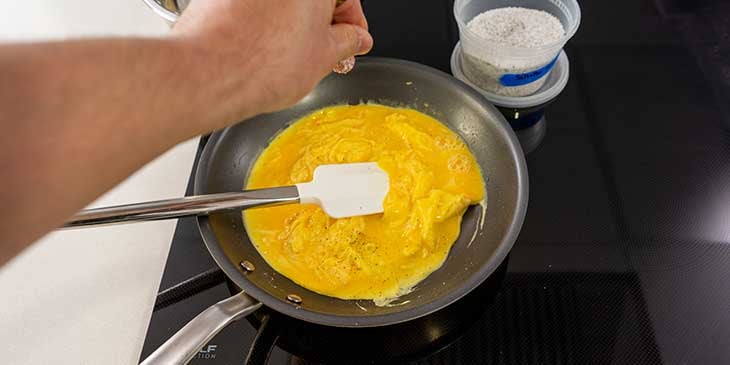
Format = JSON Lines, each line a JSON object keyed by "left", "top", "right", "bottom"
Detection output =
{"left": 333, "top": 56, "right": 356, "bottom": 74}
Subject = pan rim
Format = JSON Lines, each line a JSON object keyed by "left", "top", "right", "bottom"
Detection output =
{"left": 194, "top": 57, "right": 528, "bottom": 328}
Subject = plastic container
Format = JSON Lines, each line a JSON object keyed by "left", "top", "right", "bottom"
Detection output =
{"left": 453, "top": 0, "right": 580, "bottom": 97}
{"left": 451, "top": 42, "right": 570, "bottom": 153}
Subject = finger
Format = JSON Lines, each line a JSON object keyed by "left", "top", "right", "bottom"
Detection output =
{"left": 329, "top": 0, "right": 343, "bottom": 14}
{"left": 333, "top": 0, "right": 368, "bottom": 30}
{"left": 329, "top": 22, "right": 374, "bottom": 60}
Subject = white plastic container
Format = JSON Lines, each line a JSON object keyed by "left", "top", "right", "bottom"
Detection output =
{"left": 454, "top": 0, "right": 580, "bottom": 97}
{"left": 452, "top": 42, "right": 570, "bottom": 153}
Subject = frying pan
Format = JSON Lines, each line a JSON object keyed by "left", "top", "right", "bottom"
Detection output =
{"left": 141, "top": 57, "right": 528, "bottom": 364}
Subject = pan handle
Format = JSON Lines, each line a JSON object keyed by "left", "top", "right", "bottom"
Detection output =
{"left": 140, "top": 291, "right": 262, "bottom": 365}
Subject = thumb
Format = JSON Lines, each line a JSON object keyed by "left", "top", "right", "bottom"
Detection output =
{"left": 329, "top": 23, "right": 373, "bottom": 61}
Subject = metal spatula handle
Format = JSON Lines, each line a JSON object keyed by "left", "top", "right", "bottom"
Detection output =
{"left": 64, "top": 186, "right": 299, "bottom": 228}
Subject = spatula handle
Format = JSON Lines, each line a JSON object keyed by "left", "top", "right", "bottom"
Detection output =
{"left": 63, "top": 186, "right": 299, "bottom": 228}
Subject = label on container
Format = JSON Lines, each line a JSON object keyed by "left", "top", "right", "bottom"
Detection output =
{"left": 499, "top": 54, "right": 560, "bottom": 87}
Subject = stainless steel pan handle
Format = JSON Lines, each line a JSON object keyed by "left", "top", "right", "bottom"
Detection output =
{"left": 140, "top": 291, "right": 262, "bottom": 365}
{"left": 64, "top": 186, "right": 299, "bottom": 228}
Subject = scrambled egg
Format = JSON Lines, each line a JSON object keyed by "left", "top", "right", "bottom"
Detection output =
{"left": 244, "top": 104, "right": 485, "bottom": 302}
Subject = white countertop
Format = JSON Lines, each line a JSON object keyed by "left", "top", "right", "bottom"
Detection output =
{"left": 0, "top": 1, "right": 198, "bottom": 364}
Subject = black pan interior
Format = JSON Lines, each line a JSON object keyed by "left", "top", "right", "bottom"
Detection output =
{"left": 194, "top": 58, "right": 528, "bottom": 327}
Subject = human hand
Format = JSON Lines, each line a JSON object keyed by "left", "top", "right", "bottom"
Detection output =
{"left": 170, "top": 0, "right": 373, "bottom": 124}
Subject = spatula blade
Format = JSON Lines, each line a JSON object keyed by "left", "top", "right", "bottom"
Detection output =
{"left": 296, "top": 163, "right": 390, "bottom": 218}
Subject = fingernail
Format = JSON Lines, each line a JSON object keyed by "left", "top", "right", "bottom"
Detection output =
{"left": 356, "top": 28, "right": 373, "bottom": 55}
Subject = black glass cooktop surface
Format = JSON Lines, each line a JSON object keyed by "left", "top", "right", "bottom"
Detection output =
{"left": 141, "top": 0, "right": 730, "bottom": 363}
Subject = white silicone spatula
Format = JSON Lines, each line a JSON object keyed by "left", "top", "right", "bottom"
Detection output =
{"left": 64, "top": 162, "right": 390, "bottom": 228}
{"left": 296, "top": 162, "right": 389, "bottom": 218}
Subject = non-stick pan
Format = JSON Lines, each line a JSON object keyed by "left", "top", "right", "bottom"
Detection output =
{"left": 141, "top": 57, "right": 528, "bottom": 364}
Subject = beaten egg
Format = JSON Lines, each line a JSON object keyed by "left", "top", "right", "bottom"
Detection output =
{"left": 244, "top": 104, "right": 485, "bottom": 302}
